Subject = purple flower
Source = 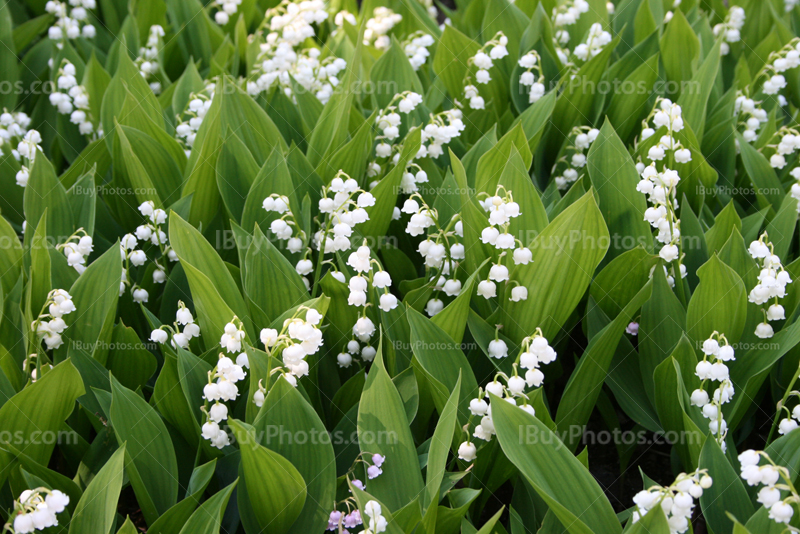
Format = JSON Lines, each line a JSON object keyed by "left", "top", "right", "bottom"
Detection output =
{"left": 327, "top": 511, "right": 342, "bottom": 530}
{"left": 626, "top": 322, "right": 639, "bottom": 336}
{"left": 367, "top": 465, "right": 383, "bottom": 479}
{"left": 352, "top": 479, "right": 365, "bottom": 490}
{"left": 371, "top": 453, "right": 385, "bottom": 467}
{"left": 344, "top": 510, "right": 362, "bottom": 528}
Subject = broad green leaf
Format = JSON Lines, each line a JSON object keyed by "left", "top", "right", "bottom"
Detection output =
{"left": 244, "top": 225, "right": 308, "bottom": 323}
{"left": 407, "top": 307, "right": 480, "bottom": 421}
{"left": 500, "top": 191, "right": 609, "bottom": 343}
{"left": 169, "top": 212, "right": 252, "bottom": 338}
{"left": 658, "top": 9, "right": 699, "bottom": 96}
{"left": 68, "top": 445, "right": 125, "bottom": 534}
{"left": 557, "top": 282, "right": 652, "bottom": 451}
{"left": 587, "top": 119, "right": 653, "bottom": 261}
{"left": 62, "top": 243, "right": 121, "bottom": 364}
{"left": 492, "top": 397, "right": 621, "bottom": 534}
{"left": 686, "top": 254, "right": 747, "bottom": 345}
{"left": 109, "top": 374, "right": 179, "bottom": 523}
{"left": 0, "top": 360, "right": 84, "bottom": 467}
{"left": 230, "top": 418, "right": 306, "bottom": 534}
{"left": 357, "top": 341, "right": 424, "bottom": 510}
{"left": 254, "top": 376, "right": 337, "bottom": 534}
{"left": 24, "top": 156, "right": 73, "bottom": 245}
{"left": 425, "top": 374, "right": 461, "bottom": 508}
{"left": 736, "top": 131, "right": 784, "bottom": 211}
{"left": 177, "top": 480, "right": 238, "bottom": 534}
{"left": 699, "top": 437, "right": 755, "bottom": 533}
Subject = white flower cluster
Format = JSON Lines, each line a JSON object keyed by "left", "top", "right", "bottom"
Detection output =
{"left": 691, "top": 332, "right": 735, "bottom": 451}
{"left": 0, "top": 109, "right": 31, "bottom": 156}
{"left": 33, "top": 290, "right": 76, "bottom": 351}
{"left": 776, "top": 394, "right": 800, "bottom": 435}
{"left": 573, "top": 23, "right": 612, "bottom": 62}
{"left": 734, "top": 94, "right": 769, "bottom": 144}
{"left": 56, "top": 228, "right": 93, "bottom": 274}
{"left": 119, "top": 201, "right": 176, "bottom": 302}
{"left": 476, "top": 188, "right": 532, "bottom": 300}
{"left": 7, "top": 488, "right": 69, "bottom": 533}
{"left": 247, "top": 42, "right": 346, "bottom": 104}
{"left": 518, "top": 51, "right": 546, "bottom": 104}
{"left": 552, "top": 126, "right": 600, "bottom": 190}
{"left": 464, "top": 32, "right": 509, "bottom": 109}
{"left": 363, "top": 7, "right": 402, "bottom": 50}
{"left": 149, "top": 302, "right": 201, "bottom": 350}
{"left": 739, "top": 450, "right": 798, "bottom": 525}
{"left": 175, "top": 84, "right": 215, "bottom": 158}
{"left": 14, "top": 130, "right": 42, "bottom": 188}
{"left": 403, "top": 32, "right": 435, "bottom": 70}
{"left": 361, "top": 500, "right": 388, "bottom": 534}
{"left": 636, "top": 100, "right": 689, "bottom": 265}
{"left": 135, "top": 25, "right": 165, "bottom": 94}
{"left": 49, "top": 61, "right": 98, "bottom": 137}
{"left": 640, "top": 99, "right": 691, "bottom": 163}
{"left": 257, "top": 307, "right": 324, "bottom": 391}
{"left": 202, "top": 318, "right": 250, "bottom": 449}
{"left": 269, "top": 0, "right": 328, "bottom": 46}
{"left": 399, "top": 194, "right": 466, "bottom": 315}
{"left": 760, "top": 40, "right": 800, "bottom": 95}
{"left": 748, "top": 234, "right": 792, "bottom": 339}
{"left": 631, "top": 470, "right": 713, "bottom": 534}
{"left": 552, "top": 0, "right": 590, "bottom": 59}
{"left": 419, "top": 109, "right": 465, "bottom": 159}
{"left": 463, "top": 331, "right": 556, "bottom": 458}
{"left": 212, "top": 0, "right": 241, "bottom": 25}
{"left": 375, "top": 92, "right": 423, "bottom": 143}
{"left": 45, "top": 0, "right": 96, "bottom": 45}
{"left": 766, "top": 128, "right": 800, "bottom": 169}
{"left": 713, "top": 6, "right": 745, "bottom": 55}
{"left": 469, "top": 331, "right": 554, "bottom": 449}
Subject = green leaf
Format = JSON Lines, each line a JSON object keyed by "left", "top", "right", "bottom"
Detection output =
{"left": 605, "top": 54, "right": 660, "bottom": 143}
{"left": 370, "top": 36, "right": 424, "bottom": 110}
{"left": 686, "top": 254, "right": 747, "bottom": 345}
{"left": 62, "top": 242, "right": 122, "bottom": 364}
{"left": 587, "top": 119, "right": 653, "bottom": 261}
{"left": 544, "top": 36, "right": 619, "bottom": 164}
{"left": 230, "top": 418, "right": 306, "bottom": 534}
{"left": 556, "top": 282, "right": 652, "bottom": 451}
{"left": 357, "top": 340, "right": 424, "bottom": 510}
{"left": 658, "top": 9, "right": 699, "bottom": 96}
{"left": 0, "top": 2, "right": 18, "bottom": 111}
{"left": 677, "top": 40, "right": 722, "bottom": 141}
{"left": 24, "top": 156, "right": 73, "bottom": 245}
{"left": 177, "top": 480, "right": 238, "bottom": 534}
{"left": 736, "top": 131, "right": 784, "bottom": 212}
{"left": 68, "top": 445, "right": 125, "bottom": 534}
{"left": 109, "top": 374, "right": 179, "bottom": 523}
{"left": 432, "top": 26, "right": 480, "bottom": 111}
{"left": 244, "top": 225, "right": 308, "bottom": 323}
{"left": 0, "top": 360, "right": 84, "bottom": 466}
{"left": 500, "top": 191, "right": 609, "bottom": 343}
{"left": 407, "top": 307, "right": 479, "bottom": 421}
{"left": 425, "top": 373, "right": 461, "bottom": 508}
{"left": 169, "top": 212, "right": 252, "bottom": 337}
{"left": 254, "top": 376, "right": 337, "bottom": 534}
{"left": 306, "top": 27, "right": 363, "bottom": 168}
{"left": 492, "top": 397, "right": 621, "bottom": 534}
{"left": 699, "top": 437, "right": 755, "bottom": 533}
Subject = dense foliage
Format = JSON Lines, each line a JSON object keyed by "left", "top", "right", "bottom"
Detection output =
{"left": 4, "top": 0, "right": 800, "bottom": 533}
